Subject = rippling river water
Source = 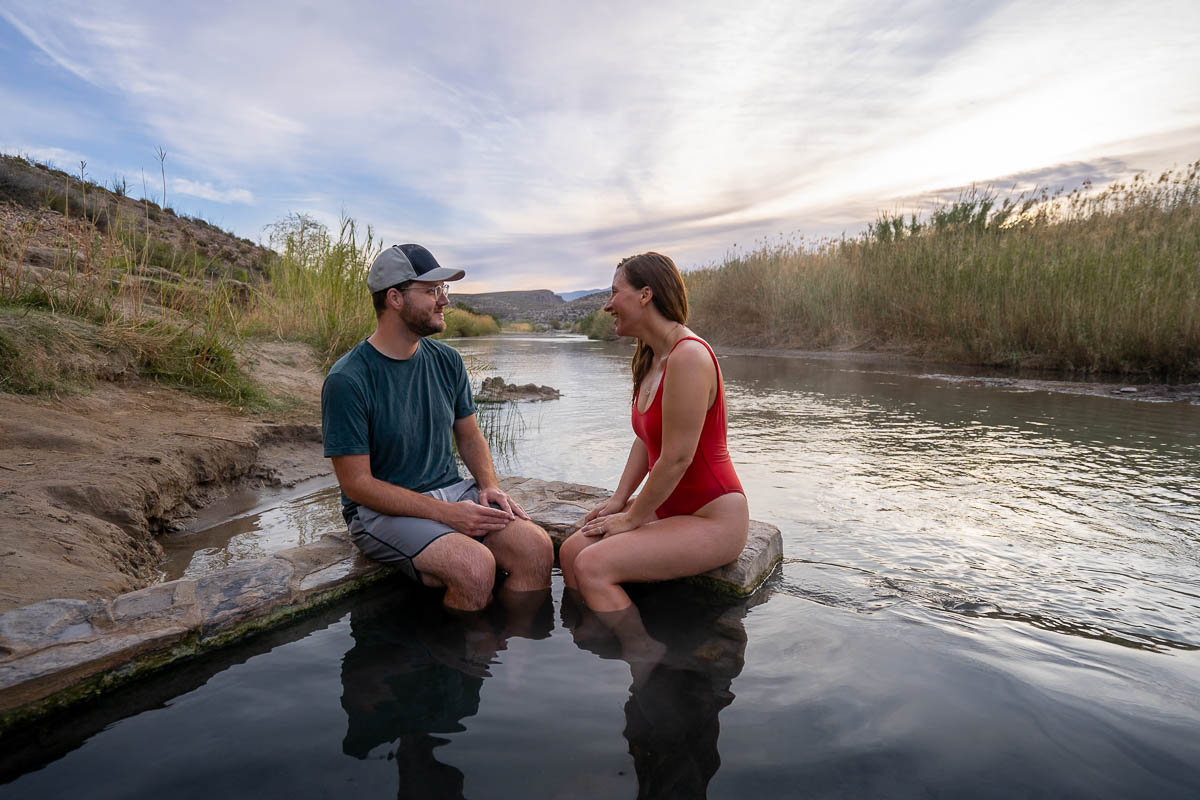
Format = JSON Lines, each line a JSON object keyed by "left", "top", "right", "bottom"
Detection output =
{"left": 5, "top": 334, "right": 1199, "bottom": 798}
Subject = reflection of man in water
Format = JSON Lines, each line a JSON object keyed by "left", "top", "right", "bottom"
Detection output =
{"left": 562, "top": 587, "right": 749, "bottom": 799}
{"left": 340, "top": 587, "right": 553, "bottom": 799}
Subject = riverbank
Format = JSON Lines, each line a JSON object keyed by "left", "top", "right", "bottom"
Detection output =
{"left": 0, "top": 340, "right": 330, "bottom": 611}
{"left": 686, "top": 163, "right": 1200, "bottom": 379}
{"left": 713, "top": 345, "right": 1200, "bottom": 404}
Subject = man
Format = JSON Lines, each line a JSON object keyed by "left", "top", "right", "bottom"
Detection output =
{"left": 322, "top": 243, "right": 553, "bottom": 610}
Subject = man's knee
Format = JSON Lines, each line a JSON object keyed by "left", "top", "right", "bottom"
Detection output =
{"left": 500, "top": 520, "right": 554, "bottom": 565}
{"left": 417, "top": 534, "right": 497, "bottom": 600}
{"left": 452, "top": 542, "right": 496, "bottom": 589}
{"left": 524, "top": 522, "right": 554, "bottom": 565}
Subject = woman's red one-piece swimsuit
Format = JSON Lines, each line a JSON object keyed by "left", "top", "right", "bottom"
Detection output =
{"left": 631, "top": 336, "right": 744, "bottom": 518}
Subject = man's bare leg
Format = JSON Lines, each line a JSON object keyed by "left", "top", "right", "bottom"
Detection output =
{"left": 483, "top": 519, "right": 553, "bottom": 591}
{"left": 412, "top": 532, "right": 497, "bottom": 611}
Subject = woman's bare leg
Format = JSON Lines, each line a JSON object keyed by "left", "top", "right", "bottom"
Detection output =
{"left": 561, "top": 498, "right": 635, "bottom": 588}
{"left": 559, "top": 529, "right": 603, "bottom": 589}
{"left": 573, "top": 493, "right": 748, "bottom": 612}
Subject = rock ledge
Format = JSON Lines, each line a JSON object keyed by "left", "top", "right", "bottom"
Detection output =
{"left": 0, "top": 478, "right": 781, "bottom": 729}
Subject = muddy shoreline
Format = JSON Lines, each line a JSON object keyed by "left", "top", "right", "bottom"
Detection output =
{"left": 0, "top": 341, "right": 331, "bottom": 612}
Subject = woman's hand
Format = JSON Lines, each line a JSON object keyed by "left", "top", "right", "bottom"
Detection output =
{"left": 579, "top": 509, "right": 649, "bottom": 538}
{"left": 580, "top": 496, "right": 627, "bottom": 527}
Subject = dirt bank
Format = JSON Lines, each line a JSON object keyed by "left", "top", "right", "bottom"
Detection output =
{"left": 0, "top": 341, "right": 330, "bottom": 611}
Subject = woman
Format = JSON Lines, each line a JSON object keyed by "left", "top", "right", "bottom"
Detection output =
{"left": 560, "top": 252, "right": 749, "bottom": 612}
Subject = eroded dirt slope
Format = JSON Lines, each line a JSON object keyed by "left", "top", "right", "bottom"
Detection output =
{"left": 0, "top": 341, "right": 330, "bottom": 611}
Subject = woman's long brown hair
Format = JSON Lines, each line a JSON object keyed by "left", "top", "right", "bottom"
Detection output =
{"left": 616, "top": 252, "right": 689, "bottom": 402}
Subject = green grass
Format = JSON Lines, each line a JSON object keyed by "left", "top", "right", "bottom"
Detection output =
{"left": 0, "top": 168, "right": 502, "bottom": 409}
{"left": 687, "top": 162, "right": 1200, "bottom": 376}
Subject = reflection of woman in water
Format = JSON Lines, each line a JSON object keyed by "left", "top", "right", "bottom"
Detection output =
{"left": 562, "top": 586, "right": 748, "bottom": 799}
{"left": 560, "top": 252, "right": 749, "bottom": 612}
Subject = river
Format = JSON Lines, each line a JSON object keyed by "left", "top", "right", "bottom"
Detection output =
{"left": 4, "top": 333, "right": 1199, "bottom": 798}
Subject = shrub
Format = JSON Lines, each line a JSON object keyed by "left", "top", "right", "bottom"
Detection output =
{"left": 439, "top": 307, "right": 500, "bottom": 338}
{"left": 572, "top": 310, "right": 616, "bottom": 340}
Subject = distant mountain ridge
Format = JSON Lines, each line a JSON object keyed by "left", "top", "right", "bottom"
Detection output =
{"left": 557, "top": 288, "right": 607, "bottom": 301}
{"left": 454, "top": 288, "right": 607, "bottom": 323}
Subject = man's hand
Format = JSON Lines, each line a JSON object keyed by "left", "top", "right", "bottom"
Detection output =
{"left": 442, "top": 500, "right": 514, "bottom": 537}
{"left": 477, "top": 487, "right": 531, "bottom": 521}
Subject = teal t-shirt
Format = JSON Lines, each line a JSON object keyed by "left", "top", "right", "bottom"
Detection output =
{"left": 321, "top": 338, "right": 476, "bottom": 522}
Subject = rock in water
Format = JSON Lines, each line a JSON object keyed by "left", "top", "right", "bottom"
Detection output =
{"left": 476, "top": 376, "right": 562, "bottom": 402}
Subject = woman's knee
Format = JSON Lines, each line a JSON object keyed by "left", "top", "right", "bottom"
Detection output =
{"left": 573, "top": 545, "right": 616, "bottom": 592}
{"left": 499, "top": 520, "right": 554, "bottom": 572}
{"left": 559, "top": 531, "right": 592, "bottom": 572}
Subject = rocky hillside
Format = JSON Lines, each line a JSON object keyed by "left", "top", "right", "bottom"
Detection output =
{"left": 0, "top": 154, "right": 273, "bottom": 282}
{"left": 455, "top": 288, "right": 608, "bottom": 324}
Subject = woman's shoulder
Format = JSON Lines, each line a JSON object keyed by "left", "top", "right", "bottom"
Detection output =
{"left": 664, "top": 336, "right": 718, "bottom": 384}
{"left": 668, "top": 335, "right": 717, "bottom": 363}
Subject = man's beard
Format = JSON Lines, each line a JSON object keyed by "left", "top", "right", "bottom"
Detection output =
{"left": 402, "top": 305, "right": 445, "bottom": 337}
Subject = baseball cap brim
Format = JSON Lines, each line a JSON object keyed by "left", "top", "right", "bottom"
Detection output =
{"left": 367, "top": 243, "right": 465, "bottom": 291}
{"left": 413, "top": 266, "right": 465, "bottom": 283}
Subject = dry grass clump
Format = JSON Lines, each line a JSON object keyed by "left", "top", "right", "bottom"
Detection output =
{"left": 687, "top": 162, "right": 1200, "bottom": 376}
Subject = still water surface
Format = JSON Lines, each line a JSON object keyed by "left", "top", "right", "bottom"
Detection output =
{"left": 5, "top": 334, "right": 1199, "bottom": 798}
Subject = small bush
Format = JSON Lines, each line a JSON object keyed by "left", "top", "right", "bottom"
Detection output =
{"left": 439, "top": 307, "right": 500, "bottom": 338}
{"left": 572, "top": 310, "right": 616, "bottom": 340}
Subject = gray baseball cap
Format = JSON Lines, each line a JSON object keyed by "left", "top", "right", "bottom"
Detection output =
{"left": 366, "top": 244, "right": 465, "bottom": 292}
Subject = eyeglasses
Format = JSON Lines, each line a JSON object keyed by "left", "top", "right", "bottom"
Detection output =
{"left": 404, "top": 283, "right": 450, "bottom": 300}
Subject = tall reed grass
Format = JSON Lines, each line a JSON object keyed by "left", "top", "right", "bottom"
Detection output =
{"left": 687, "top": 162, "right": 1200, "bottom": 376}
{"left": 239, "top": 213, "right": 379, "bottom": 370}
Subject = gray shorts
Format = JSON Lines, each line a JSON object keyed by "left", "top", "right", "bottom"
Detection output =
{"left": 348, "top": 478, "right": 481, "bottom": 582}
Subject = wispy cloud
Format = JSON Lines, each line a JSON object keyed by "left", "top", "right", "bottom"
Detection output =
{"left": 2, "top": 0, "right": 1198, "bottom": 289}
{"left": 171, "top": 178, "right": 254, "bottom": 205}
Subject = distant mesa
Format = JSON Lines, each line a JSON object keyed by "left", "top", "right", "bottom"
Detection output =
{"left": 557, "top": 288, "right": 608, "bottom": 302}
{"left": 454, "top": 288, "right": 607, "bottom": 324}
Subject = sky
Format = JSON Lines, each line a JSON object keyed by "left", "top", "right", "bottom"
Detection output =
{"left": 2, "top": 0, "right": 1198, "bottom": 293}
